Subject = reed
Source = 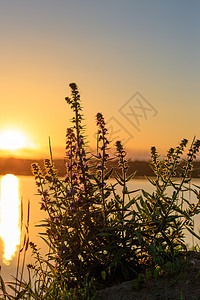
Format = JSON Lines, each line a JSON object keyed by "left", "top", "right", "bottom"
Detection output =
{"left": 15, "top": 196, "right": 24, "bottom": 293}
{"left": 0, "top": 197, "right": 30, "bottom": 299}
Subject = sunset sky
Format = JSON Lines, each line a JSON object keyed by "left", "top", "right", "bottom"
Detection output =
{"left": 0, "top": 0, "right": 199, "bottom": 160}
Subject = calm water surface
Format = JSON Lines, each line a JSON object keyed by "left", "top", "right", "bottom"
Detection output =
{"left": 0, "top": 175, "right": 200, "bottom": 283}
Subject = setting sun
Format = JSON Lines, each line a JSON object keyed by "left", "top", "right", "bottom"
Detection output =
{"left": 0, "top": 129, "right": 33, "bottom": 151}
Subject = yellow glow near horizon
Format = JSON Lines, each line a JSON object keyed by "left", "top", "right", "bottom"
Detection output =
{"left": 0, "top": 129, "right": 34, "bottom": 151}
{"left": 0, "top": 174, "right": 20, "bottom": 264}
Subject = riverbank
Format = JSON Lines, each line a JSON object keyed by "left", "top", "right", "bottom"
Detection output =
{"left": 96, "top": 251, "right": 200, "bottom": 300}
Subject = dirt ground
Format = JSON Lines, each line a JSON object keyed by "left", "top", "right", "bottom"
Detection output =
{"left": 96, "top": 252, "right": 200, "bottom": 300}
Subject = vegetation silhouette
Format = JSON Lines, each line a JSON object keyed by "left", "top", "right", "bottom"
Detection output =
{"left": 1, "top": 83, "right": 200, "bottom": 299}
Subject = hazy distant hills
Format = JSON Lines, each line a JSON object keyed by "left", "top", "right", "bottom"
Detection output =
{"left": 0, "top": 157, "right": 65, "bottom": 176}
{"left": 0, "top": 157, "right": 153, "bottom": 177}
{"left": 0, "top": 157, "right": 200, "bottom": 178}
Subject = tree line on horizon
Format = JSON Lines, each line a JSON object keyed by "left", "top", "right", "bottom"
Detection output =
{"left": 0, "top": 157, "right": 200, "bottom": 178}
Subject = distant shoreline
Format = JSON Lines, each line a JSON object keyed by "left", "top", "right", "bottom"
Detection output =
{"left": 0, "top": 157, "right": 200, "bottom": 178}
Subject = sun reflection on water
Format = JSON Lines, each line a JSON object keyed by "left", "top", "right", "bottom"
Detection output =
{"left": 0, "top": 174, "right": 20, "bottom": 265}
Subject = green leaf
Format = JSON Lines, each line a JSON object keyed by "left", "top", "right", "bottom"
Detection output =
{"left": 125, "top": 189, "right": 140, "bottom": 194}
{"left": 125, "top": 199, "right": 136, "bottom": 209}
{"left": 91, "top": 174, "right": 101, "bottom": 184}
{"left": 186, "top": 226, "right": 200, "bottom": 240}
{"left": 135, "top": 198, "right": 144, "bottom": 216}
{"left": 111, "top": 248, "right": 126, "bottom": 266}
{"left": 140, "top": 200, "right": 150, "bottom": 216}
{"left": 97, "top": 232, "right": 113, "bottom": 237}
{"left": 123, "top": 186, "right": 128, "bottom": 194}
{"left": 125, "top": 172, "right": 136, "bottom": 182}
{"left": 101, "top": 271, "right": 106, "bottom": 281}
{"left": 40, "top": 236, "right": 56, "bottom": 251}
{"left": 146, "top": 201, "right": 153, "bottom": 213}
{"left": 135, "top": 230, "right": 142, "bottom": 245}
{"left": 183, "top": 178, "right": 191, "bottom": 184}
{"left": 141, "top": 189, "right": 151, "bottom": 200}
{"left": 116, "top": 171, "right": 124, "bottom": 182}
{"left": 45, "top": 261, "right": 58, "bottom": 277}
{"left": 155, "top": 197, "right": 166, "bottom": 215}
{"left": 147, "top": 177, "right": 157, "bottom": 186}
{"left": 104, "top": 168, "right": 113, "bottom": 180}
{"left": 173, "top": 206, "right": 192, "bottom": 220}
{"left": 115, "top": 177, "right": 124, "bottom": 186}
{"left": 192, "top": 183, "right": 200, "bottom": 189}
{"left": 165, "top": 215, "right": 181, "bottom": 222}
{"left": 16, "top": 289, "right": 27, "bottom": 299}
{"left": 139, "top": 197, "right": 147, "bottom": 210}
{"left": 0, "top": 275, "right": 7, "bottom": 296}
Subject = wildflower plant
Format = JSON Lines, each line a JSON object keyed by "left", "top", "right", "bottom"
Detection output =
{"left": 29, "top": 84, "right": 142, "bottom": 294}
{"left": 134, "top": 138, "right": 200, "bottom": 266}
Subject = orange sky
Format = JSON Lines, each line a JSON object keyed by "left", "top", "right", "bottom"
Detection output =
{"left": 0, "top": 1, "right": 200, "bottom": 160}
